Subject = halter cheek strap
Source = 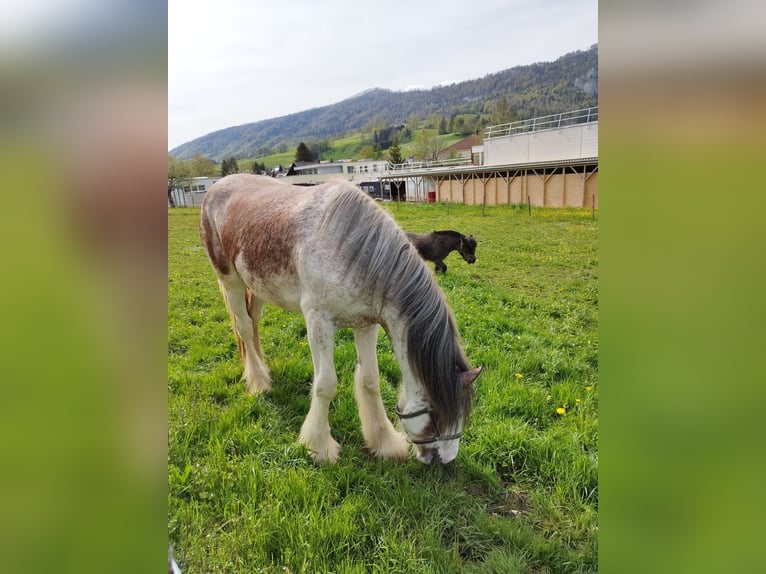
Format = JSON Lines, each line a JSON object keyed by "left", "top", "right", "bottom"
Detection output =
{"left": 395, "top": 405, "right": 463, "bottom": 445}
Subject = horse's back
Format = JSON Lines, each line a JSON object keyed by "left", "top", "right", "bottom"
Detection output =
{"left": 201, "top": 174, "right": 300, "bottom": 218}
{"left": 200, "top": 175, "right": 392, "bottom": 317}
{"left": 200, "top": 175, "right": 318, "bottom": 294}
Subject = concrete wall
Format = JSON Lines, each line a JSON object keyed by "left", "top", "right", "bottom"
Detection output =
{"left": 484, "top": 122, "right": 598, "bottom": 166}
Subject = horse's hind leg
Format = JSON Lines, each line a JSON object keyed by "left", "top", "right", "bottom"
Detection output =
{"left": 218, "top": 276, "right": 272, "bottom": 393}
{"left": 353, "top": 324, "right": 408, "bottom": 460}
{"left": 246, "top": 290, "right": 268, "bottom": 363}
{"left": 298, "top": 308, "right": 341, "bottom": 463}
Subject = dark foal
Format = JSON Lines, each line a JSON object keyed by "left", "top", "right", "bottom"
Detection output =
{"left": 405, "top": 230, "right": 477, "bottom": 273}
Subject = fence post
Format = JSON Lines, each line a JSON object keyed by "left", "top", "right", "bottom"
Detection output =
{"left": 527, "top": 195, "right": 531, "bottom": 216}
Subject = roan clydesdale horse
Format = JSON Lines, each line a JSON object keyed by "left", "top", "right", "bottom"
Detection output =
{"left": 199, "top": 175, "right": 482, "bottom": 464}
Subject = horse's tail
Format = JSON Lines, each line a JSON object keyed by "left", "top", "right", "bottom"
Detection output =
{"left": 217, "top": 279, "right": 253, "bottom": 363}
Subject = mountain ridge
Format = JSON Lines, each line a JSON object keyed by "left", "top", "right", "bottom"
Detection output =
{"left": 170, "top": 44, "right": 597, "bottom": 161}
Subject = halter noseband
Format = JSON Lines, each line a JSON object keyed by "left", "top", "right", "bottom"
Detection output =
{"left": 395, "top": 405, "right": 462, "bottom": 445}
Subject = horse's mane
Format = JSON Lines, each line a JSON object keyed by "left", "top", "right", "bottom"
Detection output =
{"left": 318, "top": 184, "right": 473, "bottom": 428}
{"left": 431, "top": 230, "right": 465, "bottom": 239}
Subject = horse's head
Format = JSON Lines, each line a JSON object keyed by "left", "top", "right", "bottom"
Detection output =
{"left": 396, "top": 366, "right": 482, "bottom": 464}
{"left": 459, "top": 234, "right": 477, "bottom": 264}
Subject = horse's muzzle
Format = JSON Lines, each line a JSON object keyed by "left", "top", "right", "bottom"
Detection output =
{"left": 416, "top": 446, "right": 436, "bottom": 464}
{"left": 415, "top": 444, "right": 457, "bottom": 464}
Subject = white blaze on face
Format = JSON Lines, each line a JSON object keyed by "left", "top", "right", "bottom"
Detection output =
{"left": 436, "top": 439, "right": 460, "bottom": 464}
{"left": 397, "top": 394, "right": 465, "bottom": 464}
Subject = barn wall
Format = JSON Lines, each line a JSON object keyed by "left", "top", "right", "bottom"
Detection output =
{"left": 429, "top": 167, "right": 597, "bottom": 208}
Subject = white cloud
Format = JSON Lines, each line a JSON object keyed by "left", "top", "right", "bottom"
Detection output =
{"left": 168, "top": 0, "right": 598, "bottom": 150}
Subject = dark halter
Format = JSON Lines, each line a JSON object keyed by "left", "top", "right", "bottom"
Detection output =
{"left": 395, "top": 405, "right": 463, "bottom": 445}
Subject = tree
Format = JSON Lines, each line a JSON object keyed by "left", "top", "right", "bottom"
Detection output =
{"left": 387, "top": 135, "right": 404, "bottom": 165}
{"left": 168, "top": 156, "right": 190, "bottom": 207}
{"left": 189, "top": 153, "right": 217, "bottom": 177}
{"left": 490, "top": 95, "right": 515, "bottom": 126}
{"left": 438, "top": 117, "right": 448, "bottom": 135}
{"left": 221, "top": 156, "right": 239, "bottom": 176}
{"left": 295, "top": 142, "right": 314, "bottom": 163}
{"left": 407, "top": 113, "right": 420, "bottom": 130}
{"left": 358, "top": 144, "right": 376, "bottom": 159}
{"left": 460, "top": 114, "right": 481, "bottom": 136}
{"left": 412, "top": 131, "right": 447, "bottom": 162}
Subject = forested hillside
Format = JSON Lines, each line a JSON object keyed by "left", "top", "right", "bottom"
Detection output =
{"left": 170, "top": 44, "right": 597, "bottom": 162}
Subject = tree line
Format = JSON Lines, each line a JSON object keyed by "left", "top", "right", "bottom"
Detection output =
{"left": 169, "top": 91, "right": 519, "bottom": 203}
{"left": 169, "top": 45, "right": 597, "bottom": 162}
{"left": 168, "top": 93, "right": 538, "bottom": 206}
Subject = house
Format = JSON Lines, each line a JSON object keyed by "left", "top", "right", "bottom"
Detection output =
{"left": 169, "top": 176, "right": 220, "bottom": 207}
{"left": 443, "top": 135, "right": 482, "bottom": 163}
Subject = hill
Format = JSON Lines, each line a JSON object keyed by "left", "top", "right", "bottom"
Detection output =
{"left": 170, "top": 45, "right": 597, "bottom": 162}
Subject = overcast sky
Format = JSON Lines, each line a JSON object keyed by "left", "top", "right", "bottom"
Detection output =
{"left": 169, "top": 0, "right": 597, "bottom": 151}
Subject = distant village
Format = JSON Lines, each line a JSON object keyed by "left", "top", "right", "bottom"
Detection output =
{"left": 170, "top": 107, "right": 598, "bottom": 209}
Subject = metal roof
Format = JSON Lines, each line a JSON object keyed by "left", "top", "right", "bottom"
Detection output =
{"left": 377, "top": 157, "right": 598, "bottom": 180}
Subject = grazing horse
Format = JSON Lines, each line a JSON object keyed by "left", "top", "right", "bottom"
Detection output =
{"left": 405, "top": 230, "right": 477, "bottom": 274}
{"left": 200, "top": 175, "right": 482, "bottom": 464}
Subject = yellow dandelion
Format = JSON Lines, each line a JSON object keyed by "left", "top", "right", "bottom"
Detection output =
{"left": 585, "top": 386, "right": 592, "bottom": 392}
{"left": 575, "top": 398, "right": 581, "bottom": 404}
{"left": 514, "top": 373, "right": 523, "bottom": 379}
{"left": 556, "top": 407, "right": 566, "bottom": 415}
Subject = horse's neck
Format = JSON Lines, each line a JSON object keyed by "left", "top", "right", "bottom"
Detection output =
{"left": 437, "top": 231, "right": 463, "bottom": 247}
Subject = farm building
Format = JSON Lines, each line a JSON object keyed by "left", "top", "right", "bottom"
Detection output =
{"left": 169, "top": 176, "right": 220, "bottom": 208}
{"left": 281, "top": 107, "right": 598, "bottom": 207}
{"left": 169, "top": 107, "right": 597, "bottom": 208}
{"left": 379, "top": 107, "right": 598, "bottom": 208}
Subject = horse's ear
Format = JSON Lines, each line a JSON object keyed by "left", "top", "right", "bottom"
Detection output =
{"left": 461, "top": 366, "right": 483, "bottom": 388}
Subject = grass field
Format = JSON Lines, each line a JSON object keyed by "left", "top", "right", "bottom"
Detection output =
{"left": 168, "top": 201, "right": 598, "bottom": 573}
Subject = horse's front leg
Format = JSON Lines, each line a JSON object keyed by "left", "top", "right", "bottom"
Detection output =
{"left": 298, "top": 309, "right": 341, "bottom": 463}
{"left": 434, "top": 259, "right": 447, "bottom": 273}
{"left": 353, "top": 324, "right": 408, "bottom": 460}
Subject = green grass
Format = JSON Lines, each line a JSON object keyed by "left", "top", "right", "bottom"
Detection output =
{"left": 319, "top": 133, "right": 364, "bottom": 161}
{"left": 169, "top": 202, "right": 598, "bottom": 573}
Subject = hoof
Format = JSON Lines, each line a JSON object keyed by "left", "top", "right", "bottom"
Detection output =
{"left": 299, "top": 433, "right": 341, "bottom": 464}
{"left": 371, "top": 431, "right": 410, "bottom": 460}
{"left": 244, "top": 379, "right": 272, "bottom": 394}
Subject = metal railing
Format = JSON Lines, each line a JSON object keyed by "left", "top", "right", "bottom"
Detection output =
{"left": 485, "top": 106, "right": 598, "bottom": 139}
{"left": 387, "top": 156, "right": 472, "bottom": 173}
